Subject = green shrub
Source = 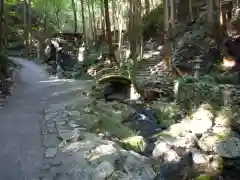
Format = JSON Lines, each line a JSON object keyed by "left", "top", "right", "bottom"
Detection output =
{"left": 0, "top": 53, "right": 9, "bottom": 77}
{"left": 142, "top": 3, "right": 164, "bottom": 39}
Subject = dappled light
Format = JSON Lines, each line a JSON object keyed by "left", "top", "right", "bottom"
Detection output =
{"left": 2, "top": 0, "right": 240, "bottom": 179}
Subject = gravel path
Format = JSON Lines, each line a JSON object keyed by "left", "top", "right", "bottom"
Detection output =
{"left": 0, "top": 57, "right": 90, "bottom": 180}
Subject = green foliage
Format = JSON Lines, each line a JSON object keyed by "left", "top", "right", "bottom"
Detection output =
{"left": 176, "top": 75, "right": 222, "bottom": 111}
{"left": 0, "top": 53, "right": 10, "bottom": 77}
{"left": 172, "top": 21, "right": 216, "bottom": 66}
{"left": 83, "top": 51, "right": 103, "bottom": 68}
{"left": 210, "top": 72, "right": 239, "bottom": 84}
{"left": 195, "top": 174, "right": 211, "bottom": 180}
{"left": 152, "top": 101, "right": 183, "bottom": 128}
{"left": 142, "top": 3, "right": 164, "bottom": 39}
{"left": 91, "top": 101, "right": 136, "bottom": 139}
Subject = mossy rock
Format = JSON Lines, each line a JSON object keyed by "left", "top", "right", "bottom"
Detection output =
{"left": 151, "top": 101, "right": 183, "bottom": 128}
{"left": 195, "top": 174, "right": 211, "bottom": 180}
{"left": 121, "top": 136, "right": 147, "bottom": 153}
{"left": 175, "top": 76, "right": 222, "bottom": 110}
{"left": 92, "top": 104, "right": 136, "bottom": 139}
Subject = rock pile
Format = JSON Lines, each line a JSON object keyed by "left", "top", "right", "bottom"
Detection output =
{"left": 41, "top": 98, "right": 157, "bottom": 180}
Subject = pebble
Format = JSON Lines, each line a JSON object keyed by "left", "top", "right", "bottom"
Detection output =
{"left": 41, "top": 164, "right": 51, "bottom": 171}
{"left": 51, "top": 161, "right": 62, "bottom": 166}
{"left": 45, "top": 148, "right": 57, "bottom": 158}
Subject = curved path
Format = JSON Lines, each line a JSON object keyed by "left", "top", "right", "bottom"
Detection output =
{"left": 0, "top": 57, "right": 90, "bottom": 180}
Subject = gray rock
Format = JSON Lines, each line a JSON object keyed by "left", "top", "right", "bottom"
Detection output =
{"left": 172, "top": 134, "right": 197, "bottom": 149}
{"left": 45, "top": 112, "right": 58, "bottom": 121}
{"left": 192, "top": 149, "right": 208, "bottom": 165}
{"left": 184, "top": 104, "right": 214, "bottom": 135}
{"left": 56, "top": 121, "right": 66, "bottom": 126}
{"left": 156, "top": 152, "right": 193, "bottom": 180}
{"left": 83, "top": 107, "right": 92, "bottom": 113}
{"left": 41, "top": 163, "right": 52, "bottom": 171}
{"left": 212, "top": 125, "right": 231, "bottom": 134}
{"left": 58, "top": 128, "right": 83, "bottom": 142}
{"left": 185, "top": 118, "right": 212, "bottom": 135}
{"left": 153, "top": 133, "right": 197, "bottom": 159}
{"left": 42, "top": 134, "right": 60, "bottom": 148}
{"left": 45, "top": 148, "right": 57, "bottom": 158}
{"left": 68, "top": 110, "right": 81, "bottom": 117}
{"left": 51, "top": 161, "right": 62, "bottom": 167}
{"left": 68, "top": 120, "right": 80, "bottom": 128}
{"left": 165, "top": 123, "right": 188, "bottom": 137}
{"left": 110, "top": 171, "right": 131, "bottom": 180}
{"left": 163, "top": 149, "right": 181, "bottom": 163}
{"left": 46, "top": 122, "right": 55, "bottom": 128}
{"left": 30, "top": 178, "right": 40, "bottom": 180}
{"left": 152, "top": 142, "right": 171, "bottom": 158}
{"left": 86, "top": 143, "right": 119, "bottom": 164}
{"left": 54, "top": 174, "right": 70, "bottom": 180}
{"left": 215, "top": 135, "right": 240, "bottom": 158}
{"left": 92, "top": 161, "right": 115, "bottom": 180}
{"left": 198, "top": 133, "right": 219, "bottom": 152}
{"left": 199, "top": 133, "right": 240, "bottom": 158}
{"left": 47, "top": 127, "right": 57, "bottom": 134}
{"left": 42, "top": 177, "right": 53, "bottom": 180}
{"left": 123, "top": 151, "right": 156, "bottom": 180}
{"left": 67, "top": 160, "right": 94, "bottom": 180}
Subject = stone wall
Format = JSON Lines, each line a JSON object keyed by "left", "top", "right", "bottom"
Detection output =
{"left": 175, "top": 77, "right": 240, "bottom": 110}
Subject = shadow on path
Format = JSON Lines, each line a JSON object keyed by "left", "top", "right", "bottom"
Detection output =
{"left": 0, "top": 57, "right": 90, "bottom": 180}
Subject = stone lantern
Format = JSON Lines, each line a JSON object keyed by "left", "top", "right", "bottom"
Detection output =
{"left": 192, "top": 56, "right": 203, "bottom": 80}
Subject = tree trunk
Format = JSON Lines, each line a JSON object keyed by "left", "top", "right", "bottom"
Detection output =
{"left": 163, "top": 0, "right": 172, "bottom": 71}
{"left": 71, "top": 0, "right": 78, "bottom": 32}
{"left": 100, "top": 0, "right": 105, "bottom": 37}
{"left": 207, "top": 0, "right": 214, "bottom": 23}
{"left": 87, "top": 0, "right": 94, "bottom": 44}
{"left": 177, "top": 0, "right": 190, "bottom": 23}
{"left": 91, "top": 0, "right": 97, "bottom": 41}
{"left": 0, "top": 0, "right": 4, "bottom": 51}
{"left": 28, "top": 0, "right": 32, "bottom": 56}
{"left": 111, "top": 0, "right": 116, "bottom": 41}
{"left": 55, "top": 11, "right": 60, "bottom": 29}
{"left": 144, "top": 0, "right": 150, "bottom": 14}
{"left": 189, "top": 0, "right": 193, "bottom": 21}
{"left": 104, "top": 0, "right": 118, "bottom": 66}
{"left": 128, "top": 0, "right": 143, "bottom": 96}
{"left": 80, "top": 0, "right": 86, "bottom": 45}
{"left": 23, "top": 0, "right": 29, "bottom": 56}
{"left": 164, "top": 0, "right": 169, "bottom": 32}
{"left": 117, "top": 3, "right": 124, "bottom": 63}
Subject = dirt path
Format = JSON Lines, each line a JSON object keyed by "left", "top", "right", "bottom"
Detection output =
{"left": 0, "top": 57, "right": 90, "bottom": 180}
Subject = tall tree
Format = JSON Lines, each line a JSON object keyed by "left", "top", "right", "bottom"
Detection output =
{"left": 91, "top": 0, "right": 97, "bottom": 41}
{"left": 100, "top": 0, "right": 105, "bottom": 37}
{"left": 207, "top": 0, "right": 214, "bottom": 23}
{"left": 104, "top": 0, "right": 118, "bottom": 66}
{"left": 23, "top": 0, "right": 29, "bottom": 56}
{"left": 71, "top": 0, "right": 77, "bottom": 32}
{"left": 128, "top": 0, "right": 143, "bottom": 95}
{"left": 80, "top": 0, "right": 86, "bottom": 45}
{"left": 28, "top": 0, "right": 32, "bottom": 56}
{"left": 0, "top": 0, "right": 4, "bottom": 51}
